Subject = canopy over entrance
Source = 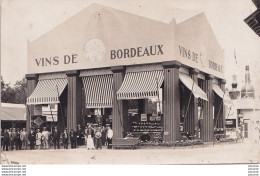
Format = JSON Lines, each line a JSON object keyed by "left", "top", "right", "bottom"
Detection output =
{"left": 27, "top": 73, "right": 68, "bottom": 105}
{"left": 179, "top": 73, "right": 208, "bottom": 101}
{"left": 117, "top": 70, "right": 164, "bottom": 100}
{"left": 82, "top": 74, "right": 113, "bottom": 108}
{"left": 212, "top": 84, "right": 232, "bottom": 105}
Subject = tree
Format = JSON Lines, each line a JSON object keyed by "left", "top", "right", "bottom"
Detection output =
{"left": 1, "top": 76, "right": 27, "bottom": 104}
{"left": 13, "top": 78, "right": 27, "bottom": 104}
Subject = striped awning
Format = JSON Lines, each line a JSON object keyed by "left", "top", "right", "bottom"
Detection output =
{"left": 27, "top": 78, "right": 68, "bottom": 105}
{"left": 179, "top": 73, "right": 208, "bottom": 101}
{"left": 117, "top": 70, "right": 164, "bottom": 100}
{"left": 212, "top": 84, "right": 233, "bottom": 105}
{"left": 82, "top": 74, "right": 113, "bottom": 108}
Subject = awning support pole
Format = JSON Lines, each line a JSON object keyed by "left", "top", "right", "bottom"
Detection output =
{"left": 183, "top": 76, "right": 195, "bottom": 126}
{"left": 56, "top": 85, "right": 66, "bottom": 130}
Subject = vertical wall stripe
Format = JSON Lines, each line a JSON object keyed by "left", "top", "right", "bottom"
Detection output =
{"left": 201, "top": 78, "right": 214, "bottom": 142}
{"left": 163, "top": 66, "right": 181, "bottom": 142}
{"left": 112, "top": 70, "right": 128, "bottom": 142}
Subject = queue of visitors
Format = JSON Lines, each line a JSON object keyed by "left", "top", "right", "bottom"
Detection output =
{"left": 1, "top": 125, "right": 113, "bottom": 151}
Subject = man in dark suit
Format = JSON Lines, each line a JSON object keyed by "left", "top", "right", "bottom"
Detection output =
{"left": 52, "top": 126, "right": 60, "bottom": 149}
{"left": 10, "top": 128, "right": 17, "bottom": 150}
{"left": 62, "top": 128, "right": 68, "bottom": 149}
{"left": 2, "top": 129, "right": 10, "bottom": 151}
{"left": 28, "top": 128, "right": 36, "bottom": 150}
{"left": 70, "top": 129, "right": 77, "bottom": 149}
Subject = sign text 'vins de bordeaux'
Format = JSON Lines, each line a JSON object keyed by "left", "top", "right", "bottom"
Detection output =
{"left": 178, "top": 45, "right": 223, "bottom": 73}
{"left": 35, "top": 54, "right": 78, "bottom": 67}
{"left": 110, "top": 45, "right": 164, "bottom": 59}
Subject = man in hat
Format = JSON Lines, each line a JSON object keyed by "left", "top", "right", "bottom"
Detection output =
{"left": 62, "top": 128, "right": 68, "bottom": 149}
{"left": 42, "top": 127, "right": 50, "bottom": 150}
{"left": 70, "top": 129, "right": 77, "bottom": 149}
{"left": 16, "top": 128, "right": 22, "bottom": 150}
{"left": 20, "top": 128, "right": 28, "bottom": 150}
{"left": 77, "top": 124, "right": 84, "bottom": 146}
{"left": 28, "top": 128, "right": 36, "bottom": 150}
{"left": 52, "top": 126, "right": 60, "bottom": 149}
{"left": 2, "top": 129, "right": 10, "bottom": 151}
{"left": 10, "top": 128, "right": 17, "bottom": 150}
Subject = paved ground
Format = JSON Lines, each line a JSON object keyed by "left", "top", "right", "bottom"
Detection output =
{"left": 1, "top": 140, "right": 259, "bottom": 165}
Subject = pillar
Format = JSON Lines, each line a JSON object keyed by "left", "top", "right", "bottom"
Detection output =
{"left": 111, "top": 66, "right": 128, "bottom": 140}
{"left": 184, "top": 68, "right": 199, "bottom": 138}
{"left": 162, "top": 61, "right": 181, "bottom": 142}
{"left": 66, "top": 70, "right": 82, "bottom": 131}
{"left": 220, "top": 79, "right": 226, "bottom": 136}
{"left": 201, "top": 74, "right": 214, "bottom": 142}
{"left": 25, "top": 74, "right": 38, "bottom": 132}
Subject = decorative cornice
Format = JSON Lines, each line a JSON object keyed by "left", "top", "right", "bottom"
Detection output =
{"left": 206, "top": 74, "right": 214, "bottom": 80}
{"left": 25, "top": 74, "right": 38, "bottom": 80}
{"left": 219, "top": 79, "right": 226, "bottom": 85}
{"left": 66, "top": 70, "right": 79, "bottom": 77}
{"left": 162, "top": 60, "right": 181, "bottom": 69}
{"left": 189, "top": 68, "right": 199, "bottom": 76}
{"left": 111, "top": 66, "right": 126, "bottom": 73}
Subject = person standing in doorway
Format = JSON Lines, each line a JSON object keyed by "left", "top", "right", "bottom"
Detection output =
{"left": 106, "top": 126, "right": 113, "bottom": 149}
{"left": 28, "top": 128, "right": 36, "bottom": 150}
{"left": 62, "top": 128, "right": 68, "bottom": 149}
{"left": 70, "top": 129, "right": 77, "bottom": 149}
{"left": 20, "top": 128, "right": 28, "bottom": 150}
{"left": 41, "top": 127, "right": 50, "bottom": 150}
{"left": 53, "top": 126, "right": 60, "bottom": 149}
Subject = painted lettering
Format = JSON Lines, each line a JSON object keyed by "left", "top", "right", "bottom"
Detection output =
{"left": 72, "top": 54, "right": 78, "bottom": 63}
{"left": 110, "top": 45, "right": 164, "bottom": 59}
{"left": 64, "top": 55, "right": 70, "bottom": 64}
{"left": 111, "top": 50, "right": 116, "bottom": 59}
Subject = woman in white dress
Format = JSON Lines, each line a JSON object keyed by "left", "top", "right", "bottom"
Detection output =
{"left": 85, "top": 125, "right": 94, "bottom": 150}
{"left": 36, "top": 129, "right": 42, "bottom": 150}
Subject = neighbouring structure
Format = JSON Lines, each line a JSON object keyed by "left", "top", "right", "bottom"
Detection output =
{"left": 1, "top": 103, "right": 26, "bottom": 129}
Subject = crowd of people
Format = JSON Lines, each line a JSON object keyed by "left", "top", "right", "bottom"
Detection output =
{"left": 1, "top": 124, "right": 113, "bottom": 151}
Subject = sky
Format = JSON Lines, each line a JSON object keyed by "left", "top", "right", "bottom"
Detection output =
{"left": 1, "top": 0, "right": 260, "bottom": 96}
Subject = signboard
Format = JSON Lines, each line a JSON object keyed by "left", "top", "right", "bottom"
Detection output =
{"left": 27, "top": 5, "right": 224, "bottom": 78}
{"left": 141, "top": 114, "right": 147, "bottom": 122}
{"left": 28, "top": 5, "right": 175, "bottom": 75}
{"left": 31, "top": 115, "right": 46, "bottom": 128}
{"left": 46, "top": 115, "right": 57, "bottom": 122}
{"left": 42, "top": 104, "right": 58, "bottom": 122}
{"left": 226, "top": 119, "right": 236, "bottom": 128}
{"left": 34, "top": 105, "right": 42, "bottom": 115}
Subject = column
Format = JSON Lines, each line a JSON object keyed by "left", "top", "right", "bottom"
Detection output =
{"left": 162, "top": 61, "right": 181, "bottom": 142}
{"left": 184, "top": 69, "right": 199, "bottom": 138}
{"left": 66, "top": 70, "right": 82, "bottom": 131}
{"left": 111, "top": 66, "right": 128, "bottom": 140}
{"left": 201, "top": 74, "right": 214, "bottom": 142}
{"left": 25, "top": 74, "right": 38, "bottom": 132}
{"left": 220, "top": 79, "right": 226, "bottom": 136}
